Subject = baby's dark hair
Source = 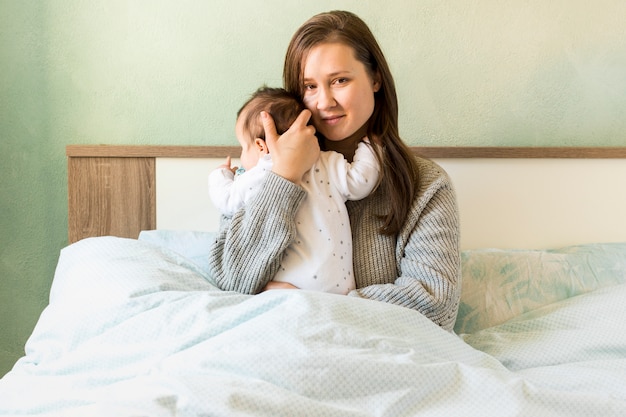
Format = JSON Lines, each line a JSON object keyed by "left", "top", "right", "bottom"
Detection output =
{"left": 237, "top": 86, "right": 304, "bottom": 141}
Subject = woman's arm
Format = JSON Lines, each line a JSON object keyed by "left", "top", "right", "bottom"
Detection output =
{"left": 208, "top": 110, "right": 320, "bottom": 294}
{"left": 349, "top": 166, "right": 461, "bottom": 331}
{"left": 208, "top": 173, "right": 306, "bottom": 294}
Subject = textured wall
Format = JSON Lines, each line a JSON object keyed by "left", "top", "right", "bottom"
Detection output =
{"left": 1, "top": 0, "right": 625, "bottom": 375}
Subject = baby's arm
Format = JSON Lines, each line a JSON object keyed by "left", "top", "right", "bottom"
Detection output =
{"left": 208, "top": 159, "right": 237, "bottom": 216}
{"left": 329, "top": 139, "right": 381, "bottom": 201}
{"left": 208, "top": 156, "right": 249, "bottom": 216}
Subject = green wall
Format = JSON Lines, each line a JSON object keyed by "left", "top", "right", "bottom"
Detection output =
{"left": 1, "top": 0, "right": 625, "bottom": 376}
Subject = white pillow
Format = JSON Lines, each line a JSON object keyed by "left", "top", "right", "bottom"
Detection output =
{"left": 138, "top": 229, "right": 216, "bottom": 274}
{"left": 23, "top": 236, "right": 217, "bottom": 365}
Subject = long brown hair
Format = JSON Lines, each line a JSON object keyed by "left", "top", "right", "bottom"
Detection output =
{"left": 283, "top": 10, "right": 419, "bottom": 235}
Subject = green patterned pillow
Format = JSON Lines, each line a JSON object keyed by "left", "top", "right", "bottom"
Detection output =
{"left": 454, "top": 242, "right": 626, "bottom": 334}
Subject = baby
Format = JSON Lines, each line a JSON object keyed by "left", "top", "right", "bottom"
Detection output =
{"left": 209, "top": 86, "right": 380, "bottom": 294}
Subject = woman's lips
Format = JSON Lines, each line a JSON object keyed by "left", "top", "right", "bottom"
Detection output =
{"left": 321, "top": 115, "right": 344, "bottom": 125}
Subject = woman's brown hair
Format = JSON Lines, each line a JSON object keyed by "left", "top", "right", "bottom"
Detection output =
{"left": 283, "top": 10, "right": 419, "bottom": 235}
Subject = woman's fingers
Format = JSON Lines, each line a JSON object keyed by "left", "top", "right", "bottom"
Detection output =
{"left": 261, "top": 281, "right": 299, "bottom": 291}
{"left": 290, "top": 109, "right": 314, "bottom": 132}
{"left": 263, "top": 109, "right": 320, "bottom": 184}
{"left": 261, "top": 111, "right": 279, "bottom": 146}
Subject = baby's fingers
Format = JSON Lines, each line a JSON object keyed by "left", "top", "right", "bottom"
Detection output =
{"left": 217, "top": 155, "right": 232, "bottom": 170}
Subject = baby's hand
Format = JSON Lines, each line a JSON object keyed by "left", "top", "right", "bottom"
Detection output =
{"left": 216, "top": 156, "right": 232, "bottom": 170}
{"left": 216, "top": 156, "right": 238, "bottom": 174}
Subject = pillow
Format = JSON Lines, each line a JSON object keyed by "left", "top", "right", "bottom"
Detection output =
{"left": 137, "top": 232, "right": 626, "bottom": 335}
{"left": 138, "top": 229, "right": 216, "bottom": 274}
{"left": 454, "top": 242, "right": 626, "bottom": 334}
{"left": 50, "top": 236, "right": 216, "bottom": 305}
{"left": 23, "top": 236, "right": 218, "bottom": 365}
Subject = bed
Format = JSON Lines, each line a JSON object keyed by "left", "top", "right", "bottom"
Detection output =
{"left": 1, "top": 145, "right": 625, "bottom": 416}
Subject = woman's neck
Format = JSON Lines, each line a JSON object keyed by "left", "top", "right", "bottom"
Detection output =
{"left": 322, "top": 125, "right": 367, "bottom": 162}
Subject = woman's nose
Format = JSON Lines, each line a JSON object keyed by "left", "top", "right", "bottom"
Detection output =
{"left": 316, "top": 86, "right": 336, "bottom": 110}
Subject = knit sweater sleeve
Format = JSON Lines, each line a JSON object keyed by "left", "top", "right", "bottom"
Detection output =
{"left": 349, "top": 163, "right": 462, "bottom": 331}
{"left": 208, "top": 172, "right": 306, "bottom": 294}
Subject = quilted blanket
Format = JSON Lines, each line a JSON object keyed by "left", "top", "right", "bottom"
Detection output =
{"left": 0, "top": 237, "right": 625, "bottom": 416}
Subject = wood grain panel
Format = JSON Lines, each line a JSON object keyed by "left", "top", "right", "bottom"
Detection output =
{"left": 66, "top": 145, "right": 626, "bottom": 159}
{"left": 66, "top": 145, "right": 241, "bottom": 158}
{"left": 68, "top": 157, "right": 156, "bottom": 243}
{"left": 66, "top": 145, "right": 626, "bottom": 242}
{"left": 413, "top": 146, "right": 626, "bottom": 159}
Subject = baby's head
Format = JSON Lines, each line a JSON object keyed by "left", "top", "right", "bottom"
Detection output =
{"left": 236, "top": 86, "right": 304, "bottom": 170}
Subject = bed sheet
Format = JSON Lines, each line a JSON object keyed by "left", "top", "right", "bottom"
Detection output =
{"left": 0, "top": 237, "right": 625, "bottom": 416}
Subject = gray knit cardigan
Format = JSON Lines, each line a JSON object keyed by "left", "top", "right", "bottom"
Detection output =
{"left": 209, "top": 156, "right": 461, "bottom": 331}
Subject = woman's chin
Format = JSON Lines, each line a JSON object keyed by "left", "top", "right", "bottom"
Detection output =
{"left": 320, "top": 130, "right": 346, "bottom": 142}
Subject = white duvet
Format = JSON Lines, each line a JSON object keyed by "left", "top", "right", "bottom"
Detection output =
{"left": 0, "top": 237, "right": 625, "bottom": 416}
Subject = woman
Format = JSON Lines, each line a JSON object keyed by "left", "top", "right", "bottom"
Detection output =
{"left": 209, "top": 10, "right": 461, "bottom": 331}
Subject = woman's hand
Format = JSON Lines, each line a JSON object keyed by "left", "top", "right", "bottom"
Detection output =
{"left": 261, "top": 109, "right": 320, "bottom": 184}
{"left": 261, "top": 281, "right": 299, "bottom": 291}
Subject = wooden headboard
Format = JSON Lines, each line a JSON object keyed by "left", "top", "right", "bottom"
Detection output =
{"left": 67, "top": 145, "right": 626, "bottom": 250}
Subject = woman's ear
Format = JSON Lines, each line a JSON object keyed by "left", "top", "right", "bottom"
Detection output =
{"left": 254, "top": 138, "right": 269, "bottom": 154}
{"left": 372, "top": 71, "right": 382, "bottom": 92}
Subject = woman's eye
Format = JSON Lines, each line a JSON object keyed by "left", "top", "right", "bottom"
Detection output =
{"left": 335, "top": 78, "right": 348, "bottom": 85}
{"left": 303, "top": 84, "right": 316, "bottom": 91}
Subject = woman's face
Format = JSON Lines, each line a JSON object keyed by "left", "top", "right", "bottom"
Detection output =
{"left": 301, "top": 42, "right": 380, "bottom": 142}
